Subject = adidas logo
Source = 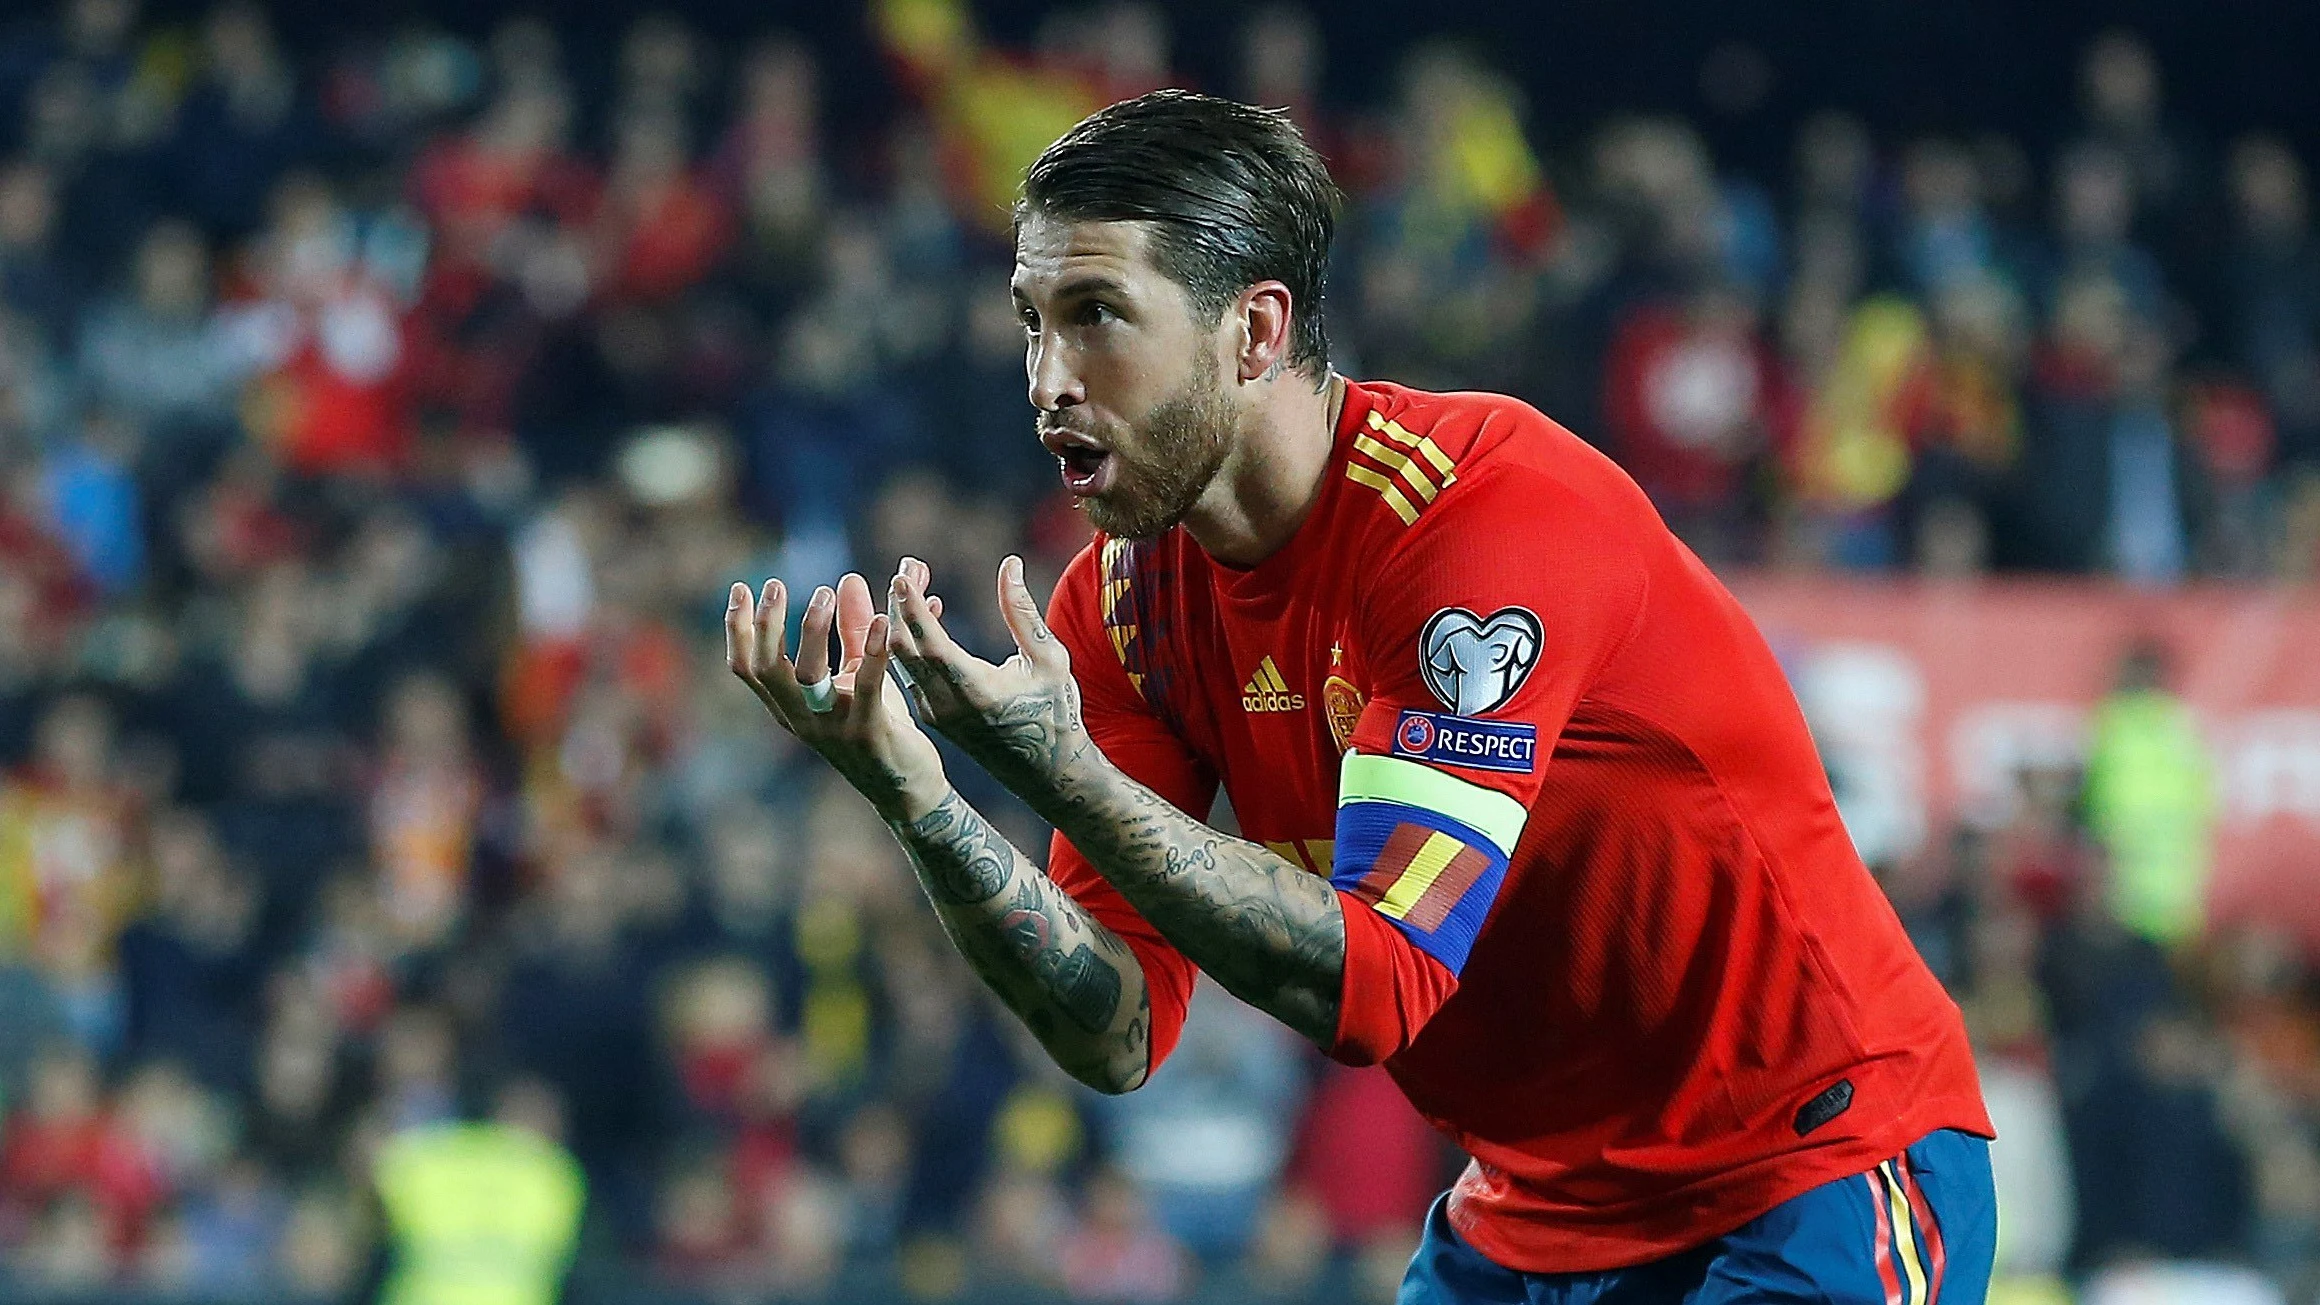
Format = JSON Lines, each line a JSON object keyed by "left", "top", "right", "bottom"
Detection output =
{"left": 1242, "top": 656, "right": 1306, "bottom": 712}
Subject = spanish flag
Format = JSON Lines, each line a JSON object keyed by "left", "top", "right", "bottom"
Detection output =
{"left": 1351, "top": 822, "right": 1496, "bottom": 933}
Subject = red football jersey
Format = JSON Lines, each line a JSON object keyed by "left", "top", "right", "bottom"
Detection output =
{"left": 1042, "top": 378, "right": 1990, "bottom": 1273}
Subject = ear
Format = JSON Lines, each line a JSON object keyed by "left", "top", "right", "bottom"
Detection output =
{"left": 1236, "top": 281, "right": 1296, "bottom": 382}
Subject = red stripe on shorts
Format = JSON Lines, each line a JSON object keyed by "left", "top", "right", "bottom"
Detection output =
{"left": 1868, "top": 1169, "right": 1904, "bottom": 1305}
{"left": 1897, "top": 1153, "right": 1947, "bottom": 1303}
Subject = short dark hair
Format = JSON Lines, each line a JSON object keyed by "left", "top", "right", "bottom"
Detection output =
{"left": 1019, "top": 89, "right": 1339, "bottom": 379}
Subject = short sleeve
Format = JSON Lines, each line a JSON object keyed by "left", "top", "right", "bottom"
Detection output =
{"left": 1328, "top": 464, "right": 1650, "bottom": 977}
{"left": 1044, "top": 541, "right": 1217, "bottom": 1078}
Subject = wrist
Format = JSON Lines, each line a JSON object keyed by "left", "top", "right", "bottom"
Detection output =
{"left": 1029, "top": 731, "right": 1111, "bottom": 832}
{"left": 880, "top": 773, "right": 955, "bottom": 827}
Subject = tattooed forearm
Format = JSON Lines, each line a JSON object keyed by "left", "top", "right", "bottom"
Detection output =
{"left": 901, "top": 792, "right": 1013, "bottom": 905}
{"left": 887, "top": 790, "right": 1151, "bottom": 1092}
{"left": 996, "top": 878, "right": 1123, "bottom": 1033}
{"left": 885, "top": 585, "right": 1342, "bottom": 1056}
{"left": 1029, "top": 756, "right": 1347, "bottom": 1049}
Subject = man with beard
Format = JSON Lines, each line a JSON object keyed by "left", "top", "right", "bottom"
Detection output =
{"left": 725, "top": 91, "right": 1996, "bottom": 1304}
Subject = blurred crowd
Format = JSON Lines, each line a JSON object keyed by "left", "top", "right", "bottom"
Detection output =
{"left": 0, "top": 0, "right": 2313, "bottom": 1301}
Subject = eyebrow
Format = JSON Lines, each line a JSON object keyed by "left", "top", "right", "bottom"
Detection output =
{"left": 1013, "top": 273, "right": 1131, "bottom": 304}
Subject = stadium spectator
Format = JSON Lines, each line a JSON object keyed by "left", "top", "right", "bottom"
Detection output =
{"left": 0, "top": 694, "right": 141, "bottom": 1051}
{"left": 0, "top": 161, "right": 79, "bottom": 352}
{"left": 1057, "top": 1166, "right": 1188, "bottom": 1302}
{"left": 115, "top": 808, "right": 261, "bottom": 1089}
{"left": 1598, "top": 280, "right": 1785, "bottom": 562}
{"left": 1234, "top": 1186, "right": 1336, "bottom": 1301}
{"left": 1959, "top": 903, "right": 2077, "bottom": 1293}
{"left": 2223, "top": 135, "right": 2320, "bottom": 470}
{"left": 370, "top": 1075, "right": 585, "bottom": 1305}
{"left": 368, "top": 669, "right": 483, "bottom": 949}
{"left": 2210, "top": 928, "right": 2320, "bottom": 1298}
{"left": 2083, "top": 638, "right": 2216, "bottom": 949}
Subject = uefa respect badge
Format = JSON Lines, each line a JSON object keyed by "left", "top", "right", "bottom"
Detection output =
{"left": 1390, "top": 708, "right": 1538, "bottom": 773}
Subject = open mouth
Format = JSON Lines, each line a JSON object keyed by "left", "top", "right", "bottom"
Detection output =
{"left": 1058, "top": 446, "right": 1114, "bottom": 495}
{"left": 1042, "top": 425, "right": 1116, "bottom": 496}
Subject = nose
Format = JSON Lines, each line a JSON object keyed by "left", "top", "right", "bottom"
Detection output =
{"left": 1027, "top": 331, "right": 1085, "bottom": 414}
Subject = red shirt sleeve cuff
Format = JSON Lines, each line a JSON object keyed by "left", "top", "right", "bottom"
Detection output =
{"left": 1329, "top": 891, "right": 1462, "bottom": 1065}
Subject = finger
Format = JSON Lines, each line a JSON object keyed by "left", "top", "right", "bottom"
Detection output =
{"left": 835, "top": 573, "right": 875, "bottom": 670}
{"left": 883, "top": 573, "right": 943, "bottom": 716}
{"left": 795, "top": 585, "right": 836, "bottom": 686}
{"left": 996, "top": 555, "right": 1061, "bottom": 666}
{"left": 894, "top": 567, "right": 963, "bottom": 659}
{"left": 885, "top": 572, "right": 924, "bottom": 660}
{"left": 735, "top": 580, "right": 803, "bottom": 724}
{"left": 724, "top": 582, "right": 755, "bottom": 681}
{"left": 751, "top": 579, "right": 788, "bottom": 680}
{"left": 891, "top": 573, "right": 981, "bottom": 702}
{"left": 877, "top": 589, "right": 935, "bottom": 719}
{"left": 752, "top": 579, "right": 808, "bottom": 714}
{"left": 852, "top": 614, "right": 892, "bottom": 721}
{"left": 897, "top": 557, "right": 945, "bottom": 629}
{"left": 888, "top": 559, "right": 924, "bottom": 631}
{"left": 728, "top": 582, "right": 792, "bottom": 724}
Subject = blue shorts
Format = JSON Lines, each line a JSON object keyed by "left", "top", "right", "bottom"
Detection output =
{"left": 1399, "top": 1129, "right": 1995, "bottom": 1304}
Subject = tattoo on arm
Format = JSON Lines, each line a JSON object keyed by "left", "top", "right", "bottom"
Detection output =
{"left": 895, "top": 602, "right": 1344, "bottom": 1053}
{"left": 889, "top": 791, "right": 1149, "bottom": 1089}
{"left": 903, "top": 792, "right": 1012, "bottom": 905}
{"left": 996, "top": 877, "right": 1123, "bottom": 1034}
{"left": 892, "top": 599, "right": 1091, "bottom": 792}
{"left": 1043, "top": 765, "right": 1346, "bottom": 1049}
{"left": 930, "top": 672, "right": 1094, "bottom": 791}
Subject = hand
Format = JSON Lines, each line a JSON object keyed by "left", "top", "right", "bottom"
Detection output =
{"left": 725, "top": 571, "right": 949, "bottom": 822}
{"left": 885, "top": 555, "right": 1093, "bottom": 798}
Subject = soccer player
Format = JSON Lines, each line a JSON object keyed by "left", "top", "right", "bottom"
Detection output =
{"left": 725, "top": 90, "right": 1995, "bottom": 1303}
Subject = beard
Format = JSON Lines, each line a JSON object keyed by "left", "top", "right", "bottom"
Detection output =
{"left": 1064, "top": 349, "right": 1238, "bottom": 541}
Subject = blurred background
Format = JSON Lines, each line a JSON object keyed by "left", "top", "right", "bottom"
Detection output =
{"left": 0, "top": 0, "right": 2314, "bottom": 1302}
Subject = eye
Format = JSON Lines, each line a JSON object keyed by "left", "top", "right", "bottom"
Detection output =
{"left": 1077, "top": 302, "right": 1116, "bottom": 326}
